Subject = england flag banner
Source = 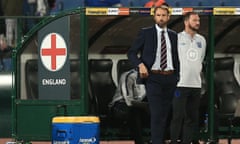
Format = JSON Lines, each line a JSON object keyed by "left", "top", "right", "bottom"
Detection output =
{"left": 38, "top": 16, "right": 70, "bottom": 100}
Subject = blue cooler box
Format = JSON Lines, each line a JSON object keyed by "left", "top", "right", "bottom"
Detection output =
{"left": 52, "top": 116, "right": 100, "bottom": 144}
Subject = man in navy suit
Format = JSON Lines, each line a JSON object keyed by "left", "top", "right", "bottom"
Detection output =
{"left": 128, "top": 4, "right": 180, "bottom": 144}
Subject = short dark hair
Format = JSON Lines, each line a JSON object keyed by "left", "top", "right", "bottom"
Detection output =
{"left": 183, "top": 12, "right": 198, "bottom": 21}
{"left": 154, "top": 3, "right": 170, "bottom": 14}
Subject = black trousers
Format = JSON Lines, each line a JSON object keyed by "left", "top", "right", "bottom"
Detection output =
{"left": 129, "top": 105, "right": 149, "bottom": 144}
{"left": 113, "top": 101, "right": 149, "bottom": 144}
{"left": 146, "top": 73, "right": 177, "bottom": 144}
{"left": 170, "top": 87, "right": 201, "bottom": 144}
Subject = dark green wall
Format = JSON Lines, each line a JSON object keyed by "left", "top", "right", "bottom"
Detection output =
{"left": 0, "top": 89, "right": 11, "bottom": 138}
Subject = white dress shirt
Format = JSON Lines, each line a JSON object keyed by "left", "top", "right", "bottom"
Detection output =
{"left": 151, "top": 24, "right": 174, "bottom": 71}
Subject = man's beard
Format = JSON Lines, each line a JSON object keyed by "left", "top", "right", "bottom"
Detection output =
{"left": 189, "top": 24, "right": 199, "bottom": 32}
{"left": 158, "top": 21, "right": 168, "bottom": 28}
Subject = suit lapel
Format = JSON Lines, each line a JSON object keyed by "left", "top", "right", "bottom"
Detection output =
{"left": 167, "top": 30, "right": 174, "bottom": 52}
{"left": 152, "top": 26, "right": 158, "bottom": 52}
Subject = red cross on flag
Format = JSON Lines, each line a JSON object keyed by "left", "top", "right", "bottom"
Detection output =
{"left": 40, "top": 33, "right": 67, "bottom": 72}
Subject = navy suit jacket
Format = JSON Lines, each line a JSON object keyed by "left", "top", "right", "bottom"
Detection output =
{"left": 127, "top": 25, "right": 180, "bottom": 81}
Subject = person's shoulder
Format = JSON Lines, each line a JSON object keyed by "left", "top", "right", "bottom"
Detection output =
{"left": 142, "top": 26, "right": 155, "bottom": 31}
{"left": 196, "top": 33, "right": 205, "bottom": 38}
{"left": 167, "top": 29, "right": 177, "bottom": 35}
{"left": 178, "top": 31, "right": 184, "bottom": 34}
{"left": 196, "top": 33, "right": 206, "bottom": 41}
{"left": 178, "top": 31, "right": 187, "bottom": 37}
{"left": 137, "top": 26, "right": 155, "bottom": 36}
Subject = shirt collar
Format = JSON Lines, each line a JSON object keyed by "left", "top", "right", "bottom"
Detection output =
{"left": 155, "top": 24, "right": 167, "bottom": 33}
{"left": 182, "top": 31, "right": 197, "bottom": 40}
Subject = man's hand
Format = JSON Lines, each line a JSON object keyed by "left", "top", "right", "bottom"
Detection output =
{"left": 138, "top": 63, "right": 149, "bottom": 78}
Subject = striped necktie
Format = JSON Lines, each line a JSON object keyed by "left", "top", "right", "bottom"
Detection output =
{"left": 160, "top": 30, "right": 167, "bottom": 70}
